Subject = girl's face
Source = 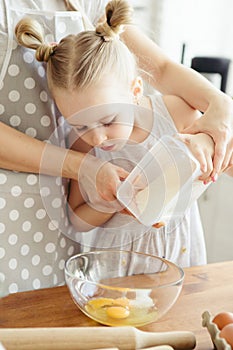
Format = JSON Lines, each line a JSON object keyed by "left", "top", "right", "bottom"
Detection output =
{"left": 54, "top": 77, "right": 138, "bottom": 151}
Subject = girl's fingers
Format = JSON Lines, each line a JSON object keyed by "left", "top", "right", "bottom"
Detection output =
{"left": 117, "top": 167, "right": 129, "bottom": 180}
{"left": 198, "top": 152, "right": 214, "bottom": 183}
{"left": 193, "top": 149, "right": 207, "bottom": 174}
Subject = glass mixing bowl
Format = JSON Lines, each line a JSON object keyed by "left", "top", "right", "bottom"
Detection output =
{"left": 65, "top": 250, "right": 184, "bottom": 327}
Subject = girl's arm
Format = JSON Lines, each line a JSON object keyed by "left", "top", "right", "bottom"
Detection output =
{"left": 68, "top": 135, "right": 121, "bottom": 231}
{"left": 68, "top": 178, "right": 115, "bottom": 231}
{"left": 121, "top": 25, "right": 233, "bottom": 176}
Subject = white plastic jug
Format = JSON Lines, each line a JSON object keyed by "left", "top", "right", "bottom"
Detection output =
{"left": 117, "top": 135, "right": 208, "bottom": 226}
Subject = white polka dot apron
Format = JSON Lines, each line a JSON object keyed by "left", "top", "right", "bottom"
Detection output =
{"left": 0, "top": 2, "right": 85, "bottom": 296}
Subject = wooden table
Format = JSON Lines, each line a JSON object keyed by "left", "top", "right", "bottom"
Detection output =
{"left": 0, "top": 260, "right": 233, "bottom": 349}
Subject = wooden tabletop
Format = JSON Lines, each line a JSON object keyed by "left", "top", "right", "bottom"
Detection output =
{"left": 0, "top": 260, "right": 233, "bottom": 349}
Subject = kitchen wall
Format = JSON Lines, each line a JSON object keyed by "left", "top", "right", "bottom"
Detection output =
{"left": 132, "top": 0, "right": 233, "bottom": 95}
{"left": 132, "top": 0, "right": 233, "bottom": 263}
{"left": 198, "top": 175, "right": 233, "bottom": 263}
{"left": 159, "top": 0, "right": 233, "bottom": 95}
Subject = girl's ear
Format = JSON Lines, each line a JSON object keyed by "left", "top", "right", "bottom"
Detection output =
{"left": 131, "top": 76, "right": 144, "bottom": 102}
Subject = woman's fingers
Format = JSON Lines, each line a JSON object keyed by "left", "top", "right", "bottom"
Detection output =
{"left": 211, "top": 137, "right": 228, "bottom": 177}
{"left": 220, "top": 138, "right": 233, "bottom": 172}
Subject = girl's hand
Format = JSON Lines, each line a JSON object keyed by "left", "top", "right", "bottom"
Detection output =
{"left": 78, "top": 154, "right": 129, "bottom": 202}
{"left": 177, "top": 133, "right": 215, "bottom": 182}
{"left": 96, "top": 162, "right": 129, "bottom": 201}
{"left": 183, "top": 93, "right": 233, "bottom": 178}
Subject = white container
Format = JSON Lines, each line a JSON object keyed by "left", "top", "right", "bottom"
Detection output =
{"left": 117, "top": 135, "right": 208, "bottom": 226}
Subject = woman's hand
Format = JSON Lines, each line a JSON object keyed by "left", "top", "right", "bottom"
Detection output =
{"left": 178, "top": 133, "right": 215, "bottom": 182}
{"left": 122, "top": 25, "right": 233, "bottom": 176}
{"left": 183, "top": 93, "right": 233, "bottom": 177}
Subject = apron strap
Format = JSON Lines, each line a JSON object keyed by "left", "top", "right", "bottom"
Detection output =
{"left": 64, "top": 0, "right": 94, "bottom": 30}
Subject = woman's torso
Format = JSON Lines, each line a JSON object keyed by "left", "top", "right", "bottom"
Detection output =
{"left": 0, "top": 0, "right": 108, "bottom": 296}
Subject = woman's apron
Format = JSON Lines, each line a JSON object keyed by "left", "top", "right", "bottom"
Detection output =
{"left": 0, "top": 1, "right": 86, "bottom": 296}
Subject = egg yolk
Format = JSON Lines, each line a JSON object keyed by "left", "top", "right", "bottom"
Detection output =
{"left": 85, "top": 297, "right": 130, "bottom": 319}
{"left": 106, "top": 306, "right": 130, "bottom": 319}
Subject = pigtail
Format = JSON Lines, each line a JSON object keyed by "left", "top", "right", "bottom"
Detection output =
{"left": 15, "top": 0, "right": 136, "bottom": 92}
{"left": 15, "top": 18, "right": 56, "bottom": 62}
{"left": 96, "top": 0, "right": 133, "bottom": 41}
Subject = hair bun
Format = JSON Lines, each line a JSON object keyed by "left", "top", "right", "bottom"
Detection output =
{"left": 96, "top": 0, "right": 133, "bottom": 41}
{"left": 36, "top": 44, "right": 56, "bottom": 62}
{"left": 96, "top": 22, "right": 120, "bottom": 41}
{"left": 15, "top": 17, "right": 55, "bottom": 62}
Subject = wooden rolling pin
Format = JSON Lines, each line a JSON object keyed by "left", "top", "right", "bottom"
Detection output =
{"left": 0, "top": 327, "right": 196, "bottom": 350}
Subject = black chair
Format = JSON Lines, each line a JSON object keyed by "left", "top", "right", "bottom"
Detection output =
{"left": 191, "top": 56, "right": 231, "bottom": 92}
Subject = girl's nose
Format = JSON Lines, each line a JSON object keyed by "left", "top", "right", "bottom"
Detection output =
{"left": 92, "top": 130, "right": 107, "bottom": 146}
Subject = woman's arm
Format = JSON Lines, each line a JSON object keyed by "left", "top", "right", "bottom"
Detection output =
{"left": 0, "top": 122, "right": 81, "bottom": 177}
{"left": 225, "top": 167, "right": 233, "bottom": 177}
{"left": 122, "top": 26, "right": 218, "bottom": 109}
{"left": 162, "top": 95, "right": 214, "bottom": 180}
{"left": 0, "top": 122, "right": 128, "bottom": 199}
{"left": 122, "top": 25, "right": 233, "bottom": 176}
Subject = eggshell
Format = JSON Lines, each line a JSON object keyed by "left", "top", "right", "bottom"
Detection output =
{"left": 212, "top": 312, "right": 233, "bottom": 330}
{"left": 220, "top": 323, "right": 233, "bottom": 347}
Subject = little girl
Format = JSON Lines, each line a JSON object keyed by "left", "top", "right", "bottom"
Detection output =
{"left": 15, "top": 0, "right": 232, "bottom": 267}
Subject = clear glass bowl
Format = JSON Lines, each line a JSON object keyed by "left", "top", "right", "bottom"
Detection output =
{"left": 65, "top": 250, "right": 184, "bottom": 327}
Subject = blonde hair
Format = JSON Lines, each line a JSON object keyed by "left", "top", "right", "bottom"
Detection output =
{"left": 15, "top": 0, "right": 136, "bottom": 93}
